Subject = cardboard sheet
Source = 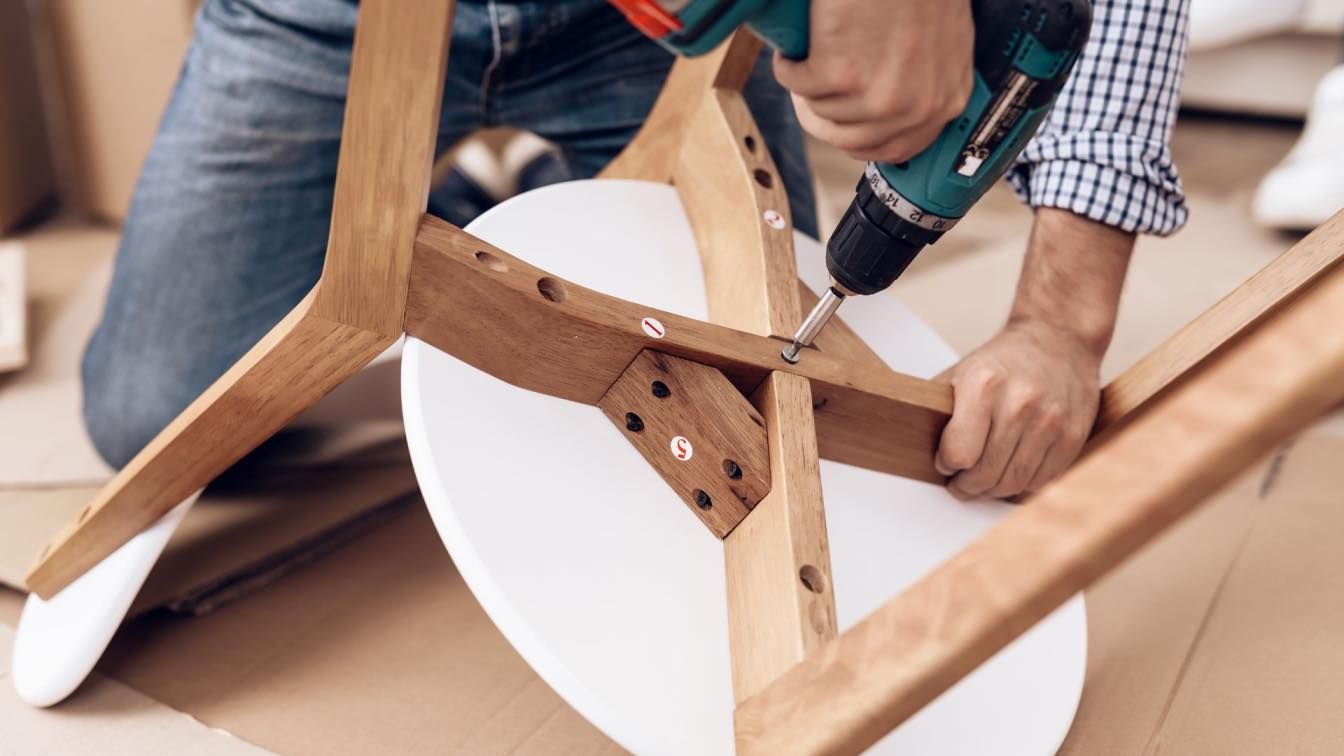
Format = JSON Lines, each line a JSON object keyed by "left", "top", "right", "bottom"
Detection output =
{"left": 1060, "top": 429, "right": 1344, "bottom": 754}
{"left": 0, "top": 251, "right": 113, "bottom": 486}
{"left": 44, "top": 0, "right": 197, "bottom": 221}
{"left": 95, "top": 503, "right": 623, "bottom": 755}
{"left": 0, "top": 462, "right": 419, "bottom": 609}
{"left": 0, "top": 0, "right": 55, "bottom": 232}
{"left": 0, "top": 623, "right": 272, "bottom": 754}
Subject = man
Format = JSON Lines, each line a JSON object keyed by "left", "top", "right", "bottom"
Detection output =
{"left": 82, "top": 0, "right": 1189, "bottom": 500}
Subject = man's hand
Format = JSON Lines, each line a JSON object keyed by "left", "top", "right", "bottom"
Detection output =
{"left": 934, "top": 209, "right": 1136, "bottom": 499}
{"left": 773, "top": 0, "right": 974, "bottom": 163}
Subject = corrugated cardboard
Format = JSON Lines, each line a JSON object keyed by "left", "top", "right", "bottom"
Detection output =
{"left": 0, "top": 462, "right": 418, "bottom": 608}
{"left": 0, "top": 622, "right": 272, "bottom": 754}
{"left": 0, "top": 0, "right": 56, "bottom": 231}
{"left": 94, "top": 503, "right": 624, "bottom": 755}
{"left": 19, "top": 430, "right": 1326, "bottom": 755}
{"left": 1059, "top": 432, "right": 1344, "bottom": 754}
{"left": 45, "top": 0, "right": 196, "bottom": 222}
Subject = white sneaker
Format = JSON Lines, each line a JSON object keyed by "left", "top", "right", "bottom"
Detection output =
{"left": 1189, "top": 0, "right": 1308, "bottom": 51}
{"left": 1253, "top": 65, "right": 1344, "bottom": 231}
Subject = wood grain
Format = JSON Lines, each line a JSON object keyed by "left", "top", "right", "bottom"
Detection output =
{"left": 733, "top": 220, "right": 1344, "bottom": 756}
{"left": 405, "top": 215, "right": 952, "bottom": 483}
{"left": 27, "top": 0, "right": 453, "bottom": 595}
{"left": 725, "top": 371, "right": 836, "bottom": 704}
{"left": 598, "top": 32, "right": 762, "bottom": 183}
{"left": 598, "top": 350, "right": 771, "bottom": 537}
{"left": 674, "top": 89, "right": 801, "bottom": 338}
{"left": 310, "top": 0, "right": 454, "bottom": 335}
{"left": 26, "top": 291, "right": 393, "bottom": 597}
{"left": 1098, "top": 210, "right": 1344, "bottom": 431}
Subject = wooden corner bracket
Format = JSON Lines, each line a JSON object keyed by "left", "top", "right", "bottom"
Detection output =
{"left": 25, "top": 1, "right": 1344, "bottom": 753}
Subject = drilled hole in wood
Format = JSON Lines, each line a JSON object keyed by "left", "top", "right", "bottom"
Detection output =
{"left": 744, "top": 134, "right": 757, "bottom": 153}
{"left": 694, "top": 489, "right": 713, "bottom": 510}
{"left": 723, "top": 459, "right": 742, "bottom": 479}
{"left": 799, "top": 564, "right": 828, "bottom": 594}
{"left": 651, "top": 380, "right": 670, "bottom": 398}
{"left": 474, "top": 250, "right": 508, "bottom": 272}
{"left": 537, "top": 277, "right": 567, "bottom": 303}
{"left": 625, "top": 412, "right": 644, "bottom": 432}
{"left": 808, "top": 601, "right": 830, "bottom": 635}
{"left": 753, "top": 169, "right": 773, "bottom": 189}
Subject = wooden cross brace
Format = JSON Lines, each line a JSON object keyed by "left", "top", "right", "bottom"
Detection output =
{"left": 24, "top": 2, "right": 1344, "bottom": 753}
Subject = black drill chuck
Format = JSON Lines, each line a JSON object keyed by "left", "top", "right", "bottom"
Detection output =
{"left": 825, "top": 177, "right": 936, "bottom": 296}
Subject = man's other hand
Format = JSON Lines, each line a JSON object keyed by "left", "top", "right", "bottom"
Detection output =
{"left": 934, "top": 321, "right": 1100, "bottom": 499}
{"left": 933, "top": 209, "right": 1136, "bottom": 499}
{"left": 773, "top": 0, "right": 974, "bottom": 163}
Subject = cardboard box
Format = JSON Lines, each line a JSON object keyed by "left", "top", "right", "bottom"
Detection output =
{"left": 0, "top": 623, "right": 271, "bottom": 755}
{"left": 45, "top": 0, "right": 196, "bottom": 222}
{"left": 0, "top": 0, "right": 56, "bottom": 232}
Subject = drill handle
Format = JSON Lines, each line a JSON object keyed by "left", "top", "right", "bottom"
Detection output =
{"left": 749, "top": 0, "right": 810, "bottom": 60}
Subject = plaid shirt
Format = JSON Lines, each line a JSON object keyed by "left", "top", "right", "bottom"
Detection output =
{"left": 1007, "top": 0, "right": 1190, "bottom": 236}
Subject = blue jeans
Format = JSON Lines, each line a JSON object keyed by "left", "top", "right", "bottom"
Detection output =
{"left": 82, "top": 0, "right": 816, "bottom": 468}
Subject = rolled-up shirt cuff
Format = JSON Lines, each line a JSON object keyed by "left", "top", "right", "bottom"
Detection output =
{"left": 1006, "top": 134, "right": 1189, "bottom": 237}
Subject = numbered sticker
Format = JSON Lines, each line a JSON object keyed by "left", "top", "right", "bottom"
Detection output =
{"left": 641, "top": 317, "right": 665, "bottom": 339}
{"left": 669, "top": 436, "right": 694, "bottom": 461}
{"left": 762, "top": 209, "right": 786, "bottom": 230}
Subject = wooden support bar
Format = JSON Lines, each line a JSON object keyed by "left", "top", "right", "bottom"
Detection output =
{"left": 310, "top": 0, "right": 454, "bottom": 335}
{"left": 27, "top": 0, "right": 453, "bottom": 597}
{"left": 732, "top": 218, "right": 1344, "bottom": 756}
{"left": 26, "top": 293, "right": 393, "bottom": 597}
{"left": 599, "top": 33, "right": 763, "bottom": 183}
{"left": 598, "top": 350, "right": 771, "bottom": 537}
{"left": 675, "top": 88, "right": 801, "bottom": 338}
{"left": 725, "top": 371, "right": 837, "bottom": 704}
{"left": 1098, "top": 211, "right": 1344, "bottom": 431}
{"left": 405, "top": 215, "right": 952, "bottom": 483}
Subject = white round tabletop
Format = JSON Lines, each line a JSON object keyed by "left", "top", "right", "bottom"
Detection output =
{"left": 401, "top": 180, "right": 1085, "bottom": 755}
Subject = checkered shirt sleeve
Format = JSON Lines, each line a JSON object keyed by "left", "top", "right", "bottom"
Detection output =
{"left": 1006, "top": 0, "right": 1191, "bottom": 236}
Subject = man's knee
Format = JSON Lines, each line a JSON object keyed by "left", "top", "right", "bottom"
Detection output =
{"left": 80, "top": 331, "right": 195, "bottom": 470}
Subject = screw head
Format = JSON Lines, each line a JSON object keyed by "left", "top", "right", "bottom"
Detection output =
{"left": 651, "top": 380, "right": 671, "bottom": 398}
{"left": 694, "top": 490, "right": 713, "bottom": 510}
{"left": 625, "top": 412, "right": 644, "bottom": 432}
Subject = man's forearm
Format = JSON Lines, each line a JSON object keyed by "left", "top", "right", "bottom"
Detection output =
{"left": 1008, "top": 208, "right": 1136, "bottom": 362}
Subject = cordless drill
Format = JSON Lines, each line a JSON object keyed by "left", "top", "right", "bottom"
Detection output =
{"left": 611, "top": 0, "right": 1092, "bottom": 363}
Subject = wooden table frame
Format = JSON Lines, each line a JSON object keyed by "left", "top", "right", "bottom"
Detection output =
{"left": 25, "top": 2, "right": 1344, "bottom": 753}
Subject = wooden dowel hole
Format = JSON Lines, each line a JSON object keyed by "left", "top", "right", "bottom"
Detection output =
{"left": 474, "top": 250, "right": 508, "bottom": 272}
{"left": 799, "top": 564, "right": 828, "bottom": 594}
{"left": 537, "top": 277, "right": 567, "bottom": 303}
{"left": 752, "top": 169, "right": 773, "bottom": 189}
{"left": 693, "top": 489, "right": 713, "bottom": 511}
{"left": 743, "top": 134, "right": 757, "bottom": 153}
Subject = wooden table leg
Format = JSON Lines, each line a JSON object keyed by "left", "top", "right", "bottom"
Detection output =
{"left": 726, "top": 371, "right": 836, "bottom": 704}
{"left": 27, "top": 0, "right": 454, "bottom": 597}
{"left": 25, "top": 294, "right": 394, "bottom": 597}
